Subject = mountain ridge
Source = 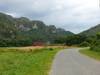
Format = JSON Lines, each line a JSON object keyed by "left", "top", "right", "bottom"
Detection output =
{"left": 80, "top": 24, "right": 100, "bottom": 35}
{"left": 0, "top": 12, "right": 74, "bottom": 41}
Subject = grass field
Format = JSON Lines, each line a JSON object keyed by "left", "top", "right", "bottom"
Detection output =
{"left": 0, "top": 47, "right": 67, "bottom": 75}
{"left": 79, "top": 48, "right": 100, "bottom": 61}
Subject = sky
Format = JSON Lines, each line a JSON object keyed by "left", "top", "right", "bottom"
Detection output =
{"left": 0, "top": 0, "right": 99, "bottom": 33}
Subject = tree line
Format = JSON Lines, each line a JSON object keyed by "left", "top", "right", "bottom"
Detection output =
{"left": 54, "top": 34, "right": 95, "bottom": 47}
{"left": 54, "top": 33, "right": 100, "bottom": 53}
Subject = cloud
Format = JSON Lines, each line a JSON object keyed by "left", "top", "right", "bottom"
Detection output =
{"left": 0, "top": 0, "right": 99, "bottom": 33}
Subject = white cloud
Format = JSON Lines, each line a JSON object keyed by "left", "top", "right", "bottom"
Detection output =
{"left": 51, "top": 5, "right": 62, "bottom": 10}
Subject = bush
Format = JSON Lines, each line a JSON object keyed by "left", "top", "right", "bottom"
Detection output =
{"left": 66, "top": 34, "right": 87, "bottom": 46}
{"left": 96, "top": 33, "right": 100, "bottom": 39}
{"left": 0, "top": 41, "right": 6, "bottom": 47}
{"left": 91, "top": 46, "right": 100, "bottom": 52}
{"left": 90, "top": 33, "right": 100, "bottom": 52}
{"left": 78, "top": 42, "right": 89, "bottom": 47}
{"left": 48, "top": 48, "right": 54, "bottom": 51}
{"left": 90, "top": 40, "right": 100, "bottom": 52}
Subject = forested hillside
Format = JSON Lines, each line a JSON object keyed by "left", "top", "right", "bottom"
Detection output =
{"left": 1, "top": 12, "right": 99, "bottom": 47}
{"left": 0, "top": 12, "right": 74, "bottom": 46}
{"left": 0, "top": 22, "right": 19, "bottom": 39}
{"left": 80, "top": 24, "right": 100, "bottom": 35}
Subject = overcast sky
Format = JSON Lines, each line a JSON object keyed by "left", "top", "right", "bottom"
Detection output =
{"left": 0, "top": 0, "right": 99, "bottom": 33}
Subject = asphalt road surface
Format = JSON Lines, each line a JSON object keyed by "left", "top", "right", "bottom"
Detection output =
{"left": 50, "top": 48, "right": 100, "bottom": 75}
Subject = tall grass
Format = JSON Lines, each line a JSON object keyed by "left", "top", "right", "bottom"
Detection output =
{"left": 0, "top": 47, "right": 66, "bottom": 75}
{"left": 79, "top": 48, "right": 100, "bottom": 61}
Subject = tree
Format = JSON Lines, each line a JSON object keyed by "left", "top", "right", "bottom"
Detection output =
{"left": 31, "top": 34, "right": 46, "bottom": 42}
{"left": 90, "top": 33, "right": 100, "bottom": 52}
{"left": 66, "top": 34, "right": 87, "bottom": 46}
{"left": 0, "top": 41, "right": 6, "bottom": 47}
{"left": 78, "top": 42, "right": 89, "bottom": 47}
{"left": 18, "top": 38, "right": 31, "bottom": 46}
{"left": 54, "top": 36, "right": 66, "bottom": 44}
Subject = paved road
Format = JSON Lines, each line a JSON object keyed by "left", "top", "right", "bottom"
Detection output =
{"left": 50, "top": 48, "right": 100, "bottom": 75}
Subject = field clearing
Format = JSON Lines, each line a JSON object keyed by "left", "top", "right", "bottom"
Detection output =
{"left": 0, "top": 47, "right": 70, "bottom": 75}
{"left": 0, "top": 46, "right": 77, "bottom": 75}
{"left": 19, "top": 46, "right": 75, "bottom": 50}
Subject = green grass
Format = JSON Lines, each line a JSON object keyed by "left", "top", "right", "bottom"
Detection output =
{"left": 79, "top": 48, "right": 100, "bottom": 61}
{"left": 0, "top": 47, "right": 21, "bottom": 51}
{"left": 0, "top": 47, "right": 66, "bottom": 75}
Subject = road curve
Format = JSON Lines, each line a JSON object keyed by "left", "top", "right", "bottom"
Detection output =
{"left": 50, "top": 48, "right": 100, "bottom": 75}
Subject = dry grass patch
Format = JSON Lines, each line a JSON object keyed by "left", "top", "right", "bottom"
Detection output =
{"left": 19, "top": 46, "right": 76, "bottom": 50}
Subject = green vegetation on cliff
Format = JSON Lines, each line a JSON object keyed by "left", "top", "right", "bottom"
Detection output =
{"left": 80, "top": 24, "right": 100, "bottom": 35}
{"left": 0, "top": 12, "right": 74, "bottom": 47}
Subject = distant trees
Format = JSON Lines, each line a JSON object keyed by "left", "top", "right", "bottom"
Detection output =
{"left": 78, "top": 36, "right": 95, "bottom": 47}
{"left": 30, "top": 34, "right": 46, "bottom": 42}
{"left": 0, "top": 38, "right": 31, "bottom": 47}
{"left": 54, "top": 34, "right": 95, "bottom": 47}
{"left": 0, "top": 41, "right": 6, "bottom": 47}
{"left": 54, "top": 36, "right": 66, "bottom": 44}
{"left": 66, "top": 34, "right": 87, "bottom": 46}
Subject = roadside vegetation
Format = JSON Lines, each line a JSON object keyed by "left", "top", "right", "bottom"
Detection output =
{"left": 79, "top": 33, "right": 100, "bottom": 61}
{"left": 79, "top": 48, "right": 100, "bottom": 61}
{"left": 90, "top": 33, "right": 100, "bottom": 52}
{"left": 0, "top": 47, "right": 66, "bottom": 75}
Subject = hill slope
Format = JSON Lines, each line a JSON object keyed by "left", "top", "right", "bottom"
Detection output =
{"left": 0, "top": 12, "right": 74, "bottom": 41}
{"left": 80, "top": 24, "right": 100, "bottom": 35}
{"left": 0, "top": 22, "right": 19, "bottom": 39}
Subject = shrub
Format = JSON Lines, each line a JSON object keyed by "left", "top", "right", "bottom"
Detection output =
{"left": 66, "top": 34, "right": 87, "bottom": 46}
{"left": 93, "top": 46, "right": 100, "bottom": 52}
{"left": 49, "top": 48, "right": 54, "bottom": 51}
{"left": 0, "top": 41, "right": 6, "bottom": 47}
{"left": 90, "top": 33, "right": 100, "bottom": 52}
{"left": 78, "top": 42, "right": 89, "bottom": 47}
{"left": 96, "top": 33, "right": 100, "bottom": 39}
